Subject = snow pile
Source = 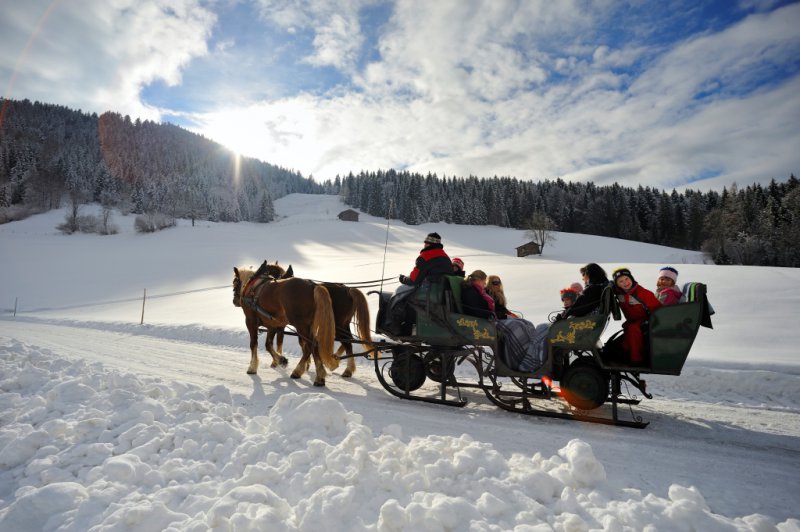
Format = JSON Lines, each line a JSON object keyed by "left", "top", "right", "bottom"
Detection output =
{"left": 1, "top": 341, "right": 794, "bottom": 531}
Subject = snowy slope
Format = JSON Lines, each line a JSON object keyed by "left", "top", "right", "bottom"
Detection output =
{"left": 1, "top": 195, "right": 799, "bottom": 530}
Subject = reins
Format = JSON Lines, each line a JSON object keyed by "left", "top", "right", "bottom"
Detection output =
{"left": 304, "top": 276, "right": 398, "bottom": 289}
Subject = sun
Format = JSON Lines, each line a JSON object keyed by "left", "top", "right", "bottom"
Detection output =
{"left": 201, "top": 109, "right": 264, "bottom": 159}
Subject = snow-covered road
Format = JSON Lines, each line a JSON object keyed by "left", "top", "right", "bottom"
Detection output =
{"left": 3, "top": 317, "right": 798, "bottom": 522}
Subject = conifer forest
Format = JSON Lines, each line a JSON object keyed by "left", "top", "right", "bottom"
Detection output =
{"left": 2, "top": 98, "right": 798, "bottom": 267}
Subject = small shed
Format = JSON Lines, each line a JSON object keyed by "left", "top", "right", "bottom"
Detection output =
{"left": 516, "top": 241, "right": 541, "bottom": 257}
{"left": 338, "top": 209, "right": 359, "bottom": 222}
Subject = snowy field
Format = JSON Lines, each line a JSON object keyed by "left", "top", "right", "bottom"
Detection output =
{"left": 1, "top": 194, "right": 799, "bottom": 531}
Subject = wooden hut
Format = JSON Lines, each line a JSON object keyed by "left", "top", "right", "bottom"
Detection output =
{"left": 337, "top": 209, "right": 359, "bottom": 222}
{"left": 516, "top": 241, "right": 541, "bottom": 257}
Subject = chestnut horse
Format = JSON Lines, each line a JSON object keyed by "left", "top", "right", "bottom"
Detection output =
{"left": 237, "top": 261, "right": 375, "bottom": 377}
{"left": 238, "top": 261, "right": 293, "bottom": 367}
{"left": 322, "top": 282, "right": 375, "bottom": 377}
{"left": 233, "top": 266, "right": 338, "bottom": 386}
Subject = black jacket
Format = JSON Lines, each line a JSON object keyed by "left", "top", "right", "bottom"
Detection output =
{"left": 562, "top": 282, "right": 607, "bottom": 318}
{"left": 462, "top": 284, "right": 494, "bottom": 319}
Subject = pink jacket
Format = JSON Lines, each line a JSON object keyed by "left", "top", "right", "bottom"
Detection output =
{"left": 657, "top": 286, "right": 682, "bottom": 306}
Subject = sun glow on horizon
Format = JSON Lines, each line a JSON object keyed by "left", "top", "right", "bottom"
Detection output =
{"left": 200, "top": 109, "right": 265, "bottom": 160}
{"left": 194, "top": 102, "right": 323, "bottom": 178}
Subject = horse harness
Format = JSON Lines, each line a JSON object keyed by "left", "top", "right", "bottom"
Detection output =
{"left": 241, "top": 274, "right": 332, "bottom": 348}
{"left": 241, "top": 274, "right": 277, "bottom": 321}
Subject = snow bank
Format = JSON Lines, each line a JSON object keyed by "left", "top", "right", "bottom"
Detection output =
{"left": 2, "top": 341, "right": 795, "bottom": 531}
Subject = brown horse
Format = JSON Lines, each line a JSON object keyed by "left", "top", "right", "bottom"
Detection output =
{"left": 235, "top": 261, "right": 375, "bottom": 378}
{"left": 239, "top": 261, "right": 293, "bottom": 366}
{"left": 321, "top": 282, "right": 375, "bottom": 377}
{"left": 233, "top": 266, "right": 338, "bottom": 386}
{"left": 253, "top": 263, "right": 375, "bottom": 377}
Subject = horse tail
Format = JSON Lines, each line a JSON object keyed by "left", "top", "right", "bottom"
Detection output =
{"left": 313, "top": 285, "right": 339, "bottom": 370}
{"left": 350, "top": 288, "right": 375, "bottom": 357}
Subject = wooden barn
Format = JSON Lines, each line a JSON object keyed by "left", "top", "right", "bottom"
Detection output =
{"left": 337, "top": 209, "right": 360, "bottom": 222}
{"left": 516, "top": 241, "right": 541, "bottom": 257}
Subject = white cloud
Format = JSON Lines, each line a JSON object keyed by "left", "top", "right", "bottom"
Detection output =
{"left": 3, "top": 0, "right": 798, "bottom": 191}
{"left": 214, "top": 1, "right": 798, "bottom": 190}
{"left": 1, "top": 0, "right": 215, "bottom": 119}
{"left": 255, "top": 0, "right": 371, "bottom": 71}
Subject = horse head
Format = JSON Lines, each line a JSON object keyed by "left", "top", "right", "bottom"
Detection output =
{"left": 232, "top": 266, "right": 255, "bottom": 307}
{"left": 258, "top": 260, "right": 294, "bottom": 280}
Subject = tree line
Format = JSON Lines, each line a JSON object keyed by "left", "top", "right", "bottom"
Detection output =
{"left": 2, "top": 98, "right": 797, "bottom": 266}
{"left": 320, "top": 171, "right": 800, "bottom": 267}
{"left": 0, "top": 98, "right": 321, "bottom": 225}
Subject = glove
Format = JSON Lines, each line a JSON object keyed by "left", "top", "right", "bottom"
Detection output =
{"left": 399, "top": 274, "right": 411, "bottom": 285}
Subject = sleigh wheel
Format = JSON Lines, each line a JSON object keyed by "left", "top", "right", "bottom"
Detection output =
{"left": 389, "top": 348, "right": 426, "bottom": 392}
{"left": 424, "top": 350, "right": 456, "bottom": 384}
{"left": 561, "top": 359, "right": 608, "bottom": 410}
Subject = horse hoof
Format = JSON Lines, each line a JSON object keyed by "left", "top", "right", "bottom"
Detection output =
{"left": 280, "top": 357, "right": 288, "bottom": 366}
{"left": 247, "top": 369, "right": 257, "bottom": 375}
{"left": 342, "top": 370, "right": 353, "bottom": 378}
{"left": 313, "top": 380, "right": 326, "bottom": 387}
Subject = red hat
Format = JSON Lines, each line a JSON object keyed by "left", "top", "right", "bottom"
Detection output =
{"left": 452, "top": 257, "right": 464, "bottom": 269}
{"left": 560, "top": 287, "right": 579, "bottom": 303}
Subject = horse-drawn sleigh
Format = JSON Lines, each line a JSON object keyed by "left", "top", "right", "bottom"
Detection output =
{"left": 233, "top": 263, "right": 713, "bottom": 428}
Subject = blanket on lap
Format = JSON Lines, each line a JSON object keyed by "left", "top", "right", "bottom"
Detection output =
{"left": 496, "top": 318, "right": 545, "bottom": 372}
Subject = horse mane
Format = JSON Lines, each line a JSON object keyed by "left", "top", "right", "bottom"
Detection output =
{"left": 236, "top": 267, "right": 255, "bottom": 296}
{"left": 236, "top": 261, "right": 287, "bottom": 296}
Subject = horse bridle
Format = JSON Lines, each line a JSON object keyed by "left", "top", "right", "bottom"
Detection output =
{"left": 232, "top": 275, "right": 242, "bottom": 307}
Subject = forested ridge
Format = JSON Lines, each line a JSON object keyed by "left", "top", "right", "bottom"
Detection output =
{"left": 0, "top": 98, "right": 321, "bottom": 224}
{"left": 323, "top": 170, "right": 799, "bottom": 267}
{"left": 2, "top": 98, "right": 797, "bottom": 266}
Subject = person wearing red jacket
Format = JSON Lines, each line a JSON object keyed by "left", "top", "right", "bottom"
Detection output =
{"left": 399, "top": 232, "right": 452, "bottom": 286}
{"left": 386, "top": 232, "right": 451, "bottom": 335}
{"left": 612, "top": 267, "right": 662, "bottom": 364}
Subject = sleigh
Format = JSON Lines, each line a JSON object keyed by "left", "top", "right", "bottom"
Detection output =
{"left": 369, "top": 276, "right": 713, "bottom": 428}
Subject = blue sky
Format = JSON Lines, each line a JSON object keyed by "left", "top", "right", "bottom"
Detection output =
{"left": 2, "top": 0, "right": 799, "bottom": 190}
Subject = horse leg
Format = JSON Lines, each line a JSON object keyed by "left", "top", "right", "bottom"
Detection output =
{"left": 311, "top": 343, "right": 327, "bottom": 387}
{"left": 339, "top": 331, "right": 356, "bottom": 378}
{"left": 246, "top": 318, "right": 259, "bottom": 375}
{"left": 290, "top": 339, "right": 311, "bottom": 379}
{"left": 265, "top": 327, "right": 288, "bottom": 367}
{"left": 276, "top": 330, "right": 285, "bottom": 357}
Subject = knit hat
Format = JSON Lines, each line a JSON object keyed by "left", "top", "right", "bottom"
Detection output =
{"left": 570, "top": 282, "right": 583, "bottom": 295}
{"left": 452, "top": 257, "right": 464, "bottom": 269}
{"left": 424, "top": 232, "right": 442, "bottom": 245}
{"left": 658, "top": 266, "right": 678, "bottom": 282}
{"left": 560, "top": 288, "right": 578, "bottom": 303}
{"left": 612, "top": 267, "right": 634, "bottom": 283}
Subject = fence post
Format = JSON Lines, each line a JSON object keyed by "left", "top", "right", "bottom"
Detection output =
{"left": 140, "top": 288, "right": 146, "bottom": 325}
{"left": 13, "top": 297, "right": 18, "bottom": 317}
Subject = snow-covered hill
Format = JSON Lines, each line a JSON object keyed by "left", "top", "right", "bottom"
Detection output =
{"left": 1, "top": 195, "right": 798, "bottom": 530}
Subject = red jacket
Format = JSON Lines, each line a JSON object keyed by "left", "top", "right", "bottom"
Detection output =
{"left": 409, "top": 245, "right": 451, "bottom": 284}
{"left": 616, "top": 283, "right": 662, "bottom": 324}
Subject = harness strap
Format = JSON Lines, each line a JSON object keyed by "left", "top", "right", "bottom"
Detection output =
{"left": 242, "top": 276, "right": 276, "bottom": 321}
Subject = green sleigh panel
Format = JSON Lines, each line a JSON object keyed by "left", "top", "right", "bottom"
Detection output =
{"left": 647, "top": 301, "right": 703, "bottom": 375}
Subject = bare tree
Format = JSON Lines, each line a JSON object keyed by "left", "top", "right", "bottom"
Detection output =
{"left": 525, "top": 211, "right": 557, "bottom": 253}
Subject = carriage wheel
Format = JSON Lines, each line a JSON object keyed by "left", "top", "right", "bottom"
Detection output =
{"left": 389, "top": 348, "right": 427, "bottom": 392}
{"left": 561, "top": 359, "right": 609, "bottom": 410}
{"left": 424, "top": 351, "right": 456, "bottom": 384}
